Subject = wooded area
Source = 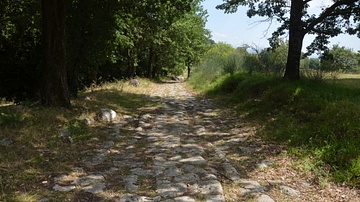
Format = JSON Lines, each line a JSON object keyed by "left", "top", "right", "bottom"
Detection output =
{"left": 0, "top": 0, "right": 210, "bottom": 105}
{"left": 1, "top": 1, "right": 360, "bottom": 200}
{"left": 1, "top": 0, "right": 359, "bottom": 105}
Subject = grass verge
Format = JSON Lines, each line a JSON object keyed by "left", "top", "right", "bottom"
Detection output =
{"left": 0, "top": 79, "right": 158, "bottom": 201}
{"left": 193, "top": 73, "right": 360, "bottom": 187}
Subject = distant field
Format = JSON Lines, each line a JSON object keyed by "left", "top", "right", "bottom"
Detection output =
{"left": 326, "top": 73, "right": 360, "bottom": 88}
{"left": 336, "top": 73, "right": 360, "bottom": 79}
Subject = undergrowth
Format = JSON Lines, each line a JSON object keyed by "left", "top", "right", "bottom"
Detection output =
{"left": 193, "top": 72, "right": 360, "bottom": 187}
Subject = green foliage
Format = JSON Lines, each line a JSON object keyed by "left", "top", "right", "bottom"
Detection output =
{"left": 66, "top": 0, "right": 119, "bottom": 90}
{"left": 160, "top": 4, "right": 211, "bottom": 77}
{"left": 0, "top": 0, "right": 42, "bottom": 101}
{"left": 198, "top": 72, "right": 360, "bottom": 186}
{"left": 216, "top": 0, "right": 360, "bottom": 80}
{"left": 0, "top": 0, "right": 210, "bottom": 102}
{"left": 242, "top": 41, "right": 288, "bottom": 75}
{"left": 0, "top": 111, "right": 23, "bottom": 126}
{"left": 189, "top": 57, "right": 222, "bottom": 90}
{"left": 320, "top": 44, "right": 360, "bottom": 73}
{"left": 217, "top": 0, "right": 360, "bottom": 55}
{"left": 223, "top": 53, "right": 242, "bottom": 75}
{"left": 65, "top": 119, "right": 90, "bottom": 141}
{"left": 309, "top": 58, "right": 321, "bottom": 70}
{"left": 189, "top": 42, "right": 240, "bottom": 90}
{"left": 242, "top": 53, "right": 262, "bottom": 74}
{"left": 112, "top": 0, "right": 209, "bottom": 79}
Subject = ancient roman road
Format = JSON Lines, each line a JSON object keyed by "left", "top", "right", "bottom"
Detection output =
{"left": 51, "top": 81, "right": 274, "bottom": 202}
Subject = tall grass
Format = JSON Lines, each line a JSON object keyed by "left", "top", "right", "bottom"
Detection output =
{"left": 189, "top": 57, "right": 224, "bottom": 91}
{"left": 192, "top": 72, "right": 360, "bottom": 187}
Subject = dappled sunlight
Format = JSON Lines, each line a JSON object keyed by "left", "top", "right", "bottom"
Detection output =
{"left": 2, "top": 77, "right": 360, "bottom": 201}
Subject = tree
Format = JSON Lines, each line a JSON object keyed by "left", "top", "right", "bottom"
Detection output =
{"left": 166, "top": 1, "right": 210, "bottom": 78}
{"left": 0, "top": 0, "right": 42, "bottom": 102}
{"left": 0, "top": 0, "right": 209, "bottom": 103}
{"left": 41, "top": 0, "right": 70, "bottom": 107}
{"left": 113, "top": 0, "right": 208, "bottom": 79}
{"left": 66, "top": 0, "right": 119, "bottom": 96}
{"left": 309, "top": 58, "right": 321, "bottom": 70}
{"left": 261, "top": 40, "right": 288, "bottom": 75}
{"left": 217, "top": 0, "right": 360, "bottom": 80}
{"left": 320, "top": 44, "right": 359, "bottom": 72}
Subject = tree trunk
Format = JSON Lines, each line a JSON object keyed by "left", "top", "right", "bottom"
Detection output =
{"left": 41, "top": 0, "right": 70, "bottom": 108}
{"left": 126, "top": 48, "right": 136, "bottom": 78}
{"left": 187, "top": 66, "right": 191, "bottom": 79}
{"left": 67, "top": 29, "right": 87, "bottom": 98}
{"left": 186, "top": 57, "right": 192, "bottom": 79}
{"left": 67, "top": 61, "right": 78, "bottom": 98}
{"left": 152, "top": 54, "right": 158, "bottom": 78}
{"left": 147, "top": 47, "right": 154, "bottom": 78}
{"left": 187, "top": 61, "right": 191, "bottom": 79}
{"left": 284, "top": 0, "right": 306, "bottom": 80}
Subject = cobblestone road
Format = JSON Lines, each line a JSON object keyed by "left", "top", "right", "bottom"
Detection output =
{"left": 51, "top": 82, "right": 273, "bottom": 202}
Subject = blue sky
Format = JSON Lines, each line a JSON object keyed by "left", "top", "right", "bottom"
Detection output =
{"left": 202, "top": 0, "right": 360, "bottom": 53}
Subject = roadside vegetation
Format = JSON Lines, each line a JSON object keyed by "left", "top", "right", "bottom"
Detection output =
{"left": 0, "top": 80, "right": 158, "bottom": 201}
{"left": 189, "top": 42, "right": 360, "bottom": 187}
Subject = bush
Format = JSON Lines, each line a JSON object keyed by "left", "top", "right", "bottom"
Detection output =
{"left": 223, "top": 53, "right": 242, "bottom": 75}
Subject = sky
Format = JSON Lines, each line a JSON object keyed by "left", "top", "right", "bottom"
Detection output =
{"left": 202, "top": 0, "right": 360, "bottom": 54}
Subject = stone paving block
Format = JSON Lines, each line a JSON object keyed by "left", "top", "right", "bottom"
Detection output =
{"left": 82, "top": 155, "right": 105, "bottom": 166}
{"left": 131, "top": 167, "right": 153, "bottom": 176}
{"left": 156, "top": 177, "right": 172, "bottom": 186}
{"left": 52, "top": 184, "right": 76, "bottom": 192}
{"left": 118, "top": 194, "right": 161, "bottom": 202}
{"left": 174, "top": 173, "right": 199, "bottom": 183}
{"left": 199, "top": 180, "right": 223, "bottom": 195}
{"left": 82, "top": 182, "right": 106, "bottom": 194}
{"left": 204, "top": 194, "right": 225, "bottom": 202}
{"left": 181, "top": 144, "right": 205, "bottom": 154}
{"left": 179, "top": 156, "right": 206, "bottom": 165}
{"left": 223, "top": 162, "right": 240, "bottom": 181}
{"left": 124, "top": 175, "right": 139, "bottom": 192}
{"left": 280, "top": 185, "right": 301, "bottom": 197}
{"left": 162, "top": 199, "right": 176, "bottom": 202}
{"left": 240, "top": 180, "right": 264, "bottom": 192}
{"left": 256, "top": 194, "right": 275, "bottom": 202}
{"left": 164, "top": 166, "right": 183, "bottom": 177}
{"left": 202, "top": 174, "right": 218, "bottom": 181}
{"left": 156, "top": 183, "right": 188, "bottom": 198}
{"left": 113, "top": 160, "right": 144, "bottom": 168}
{"left": 169, "top": 155, "right": 183, "bottom": 161}
{"left": 174, "top": 196, "right": 196, "bottom": 202}
{"left": 181, "top": 164, "right": 207, "bottom": 174}
{"left": 72, "top": 175, "right": 105, "bottom": 186}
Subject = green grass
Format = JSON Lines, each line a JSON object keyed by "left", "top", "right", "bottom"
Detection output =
{"left": 192, "top": 72, "right": 360, "bottom": 187}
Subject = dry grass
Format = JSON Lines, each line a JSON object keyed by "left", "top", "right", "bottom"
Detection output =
{"left": 0, "top": 79, "right": 158, "bottom": 201}
{"left": 335, "top": 73, "right": 360, "bottom": 79}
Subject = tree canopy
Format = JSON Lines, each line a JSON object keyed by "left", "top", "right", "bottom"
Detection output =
{"left": 0, "top": 0, "right": 210, "bottom": 105}
{"left": 217, "top": 0, "right": 360, "bottom": 80}
{"left": 320, "top": 44, "right": 360, "bottom": 73}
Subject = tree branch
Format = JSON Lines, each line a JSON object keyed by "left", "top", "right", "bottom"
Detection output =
{"left": 304, "top": 0, "right": 357, "bottom": 34}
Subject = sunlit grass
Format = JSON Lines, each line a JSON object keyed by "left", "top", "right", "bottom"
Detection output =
{"left": 192, "top": 72, "right": 360, "bottom": 187}
{"left": 335, "top": 73, "right": 360, "bottom": 79}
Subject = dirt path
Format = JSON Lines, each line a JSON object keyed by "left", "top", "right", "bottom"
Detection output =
{"left": 49, "top": 81, "right": 359, "bottom": 202}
